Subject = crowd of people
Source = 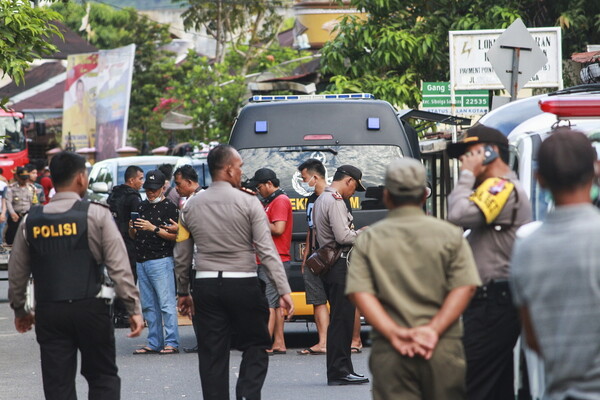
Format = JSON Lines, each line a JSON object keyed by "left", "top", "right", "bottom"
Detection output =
{"left": 7, "top": 124, "right": 600, "bottom": 400}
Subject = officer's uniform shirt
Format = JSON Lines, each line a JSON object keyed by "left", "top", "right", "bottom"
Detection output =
{"left": 8, "top": 192, "right": 142, "bottom": 318}
{"left": 346, "top": 206, "right": 481, "bottom": 339}
{"left": 6, "top": 182, "right": 37, "bottom": 215}
{"left": 174, "top": 181, "right": 291, "bottom": 296}
{"left": 447, "top": 170, "right": 532, "bottom": 283}
{"left": 313, "top": 186, "right": 357, "bottom": 248}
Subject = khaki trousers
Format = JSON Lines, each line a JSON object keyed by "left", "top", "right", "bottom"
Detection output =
{"left": 370, "top": 336, "right": 466, "bottom": 400}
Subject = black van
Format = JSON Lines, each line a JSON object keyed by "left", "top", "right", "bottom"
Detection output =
{"left": 228, "top": 94, "right": 422, "bottom": 319}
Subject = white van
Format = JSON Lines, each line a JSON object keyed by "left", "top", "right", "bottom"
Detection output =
{"left": 87, "top": 155, "right": 182, "bottom": 203}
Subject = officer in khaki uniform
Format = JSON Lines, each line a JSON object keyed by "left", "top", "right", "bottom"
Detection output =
{"left": 313, "top": 164, "right": 369, "bottom": 385}
{"left": 174, "top": 144, "right": 294, "bottom": 400}
{"left": 8, "top": 151, "right": 143, "bottom": 400}
{"left": 447, "top": 125, "right": 532, "bottom": 400}
{"left": 5, "top": 166, "right": 38, "bottom": 245}
{"left": 347, "top": 158, "right": 481, "bottom": 400}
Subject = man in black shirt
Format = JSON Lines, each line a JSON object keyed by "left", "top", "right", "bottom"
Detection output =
{"left": 130, "top": 169, "right": 180, "bottom": 354}
{"left": 108, "top": 165, "right": 143, "bottom": 327}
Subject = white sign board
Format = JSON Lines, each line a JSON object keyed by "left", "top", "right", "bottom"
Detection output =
{"left": 449, "top": 26, "right": 562, "bottom": 90}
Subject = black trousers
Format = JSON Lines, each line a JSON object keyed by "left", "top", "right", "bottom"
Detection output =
{"left": 35, "top": 298, "right": 120, "bottom": 400}
{"left": 5, "top": 214, "right": 23, "bottom": 245}
{"left": 462, "top": 281, "right": 521, "bottom": 400}
{"left": 321, "top": 257, "right": 356, "bottom": 381}
{"left": 193, "top": 276, "right": 271, "bottom": 400}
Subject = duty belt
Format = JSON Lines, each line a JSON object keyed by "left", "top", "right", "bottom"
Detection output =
{"left": 473, "top": 279, "right": 511, "bottom": 301}
{"left": 195, "top": 271, "right": 257, "bottom": 279}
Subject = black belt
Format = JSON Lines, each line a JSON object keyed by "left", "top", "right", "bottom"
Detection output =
{"left": 473, "top": 279, "right": 511, "bottom": 300}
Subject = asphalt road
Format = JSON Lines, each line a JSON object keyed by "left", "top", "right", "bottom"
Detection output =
{"left": 0, "top": 273, "right": 373, "bottom": 400}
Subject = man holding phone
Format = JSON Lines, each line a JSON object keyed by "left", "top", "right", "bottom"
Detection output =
{"left": 446, "top": 125, "right": 532, "bottom": 400}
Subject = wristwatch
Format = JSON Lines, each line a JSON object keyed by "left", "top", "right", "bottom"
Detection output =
{"left": 154, "top": 226, "right": 160, "bottom": 234}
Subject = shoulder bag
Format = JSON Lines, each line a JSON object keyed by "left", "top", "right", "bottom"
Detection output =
{"left": 306, "top": 242, "right": 342, "bottom": 276}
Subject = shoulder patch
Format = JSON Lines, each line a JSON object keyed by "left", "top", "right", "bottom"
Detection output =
{"left": 239, "top": 187, "right": 257, "bottom": 196}
{"left": 332, "top": 192, "right": 343, "bottom": 200}
{"left": 89, "top": 199, "right": 110, "bottom": 209}
{"left": 469, "top": 177, "right": 515, "bottom": 224}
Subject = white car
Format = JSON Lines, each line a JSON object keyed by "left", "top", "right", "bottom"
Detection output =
{"left": 87, "top": 155, "right": 182, "bottom": 203}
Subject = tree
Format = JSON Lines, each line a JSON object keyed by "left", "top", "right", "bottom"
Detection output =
{"left": 175, "top": 0, "right": 289, "bottom": 74}
{"left": 51, "top": 1, "right": 179, "bottom": 150}
{"left": 320, "top": 0, "right": 600, "bottom": 108}
{"left": 320, "top": 0, "right": 522, "bottom": 108}
{"left": 0, "top": 0, "right": 62, "bottom": 105}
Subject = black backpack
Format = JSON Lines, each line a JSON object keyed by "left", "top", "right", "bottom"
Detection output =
{"left": 107, "top": 186, "right": 138, "bottom": 234}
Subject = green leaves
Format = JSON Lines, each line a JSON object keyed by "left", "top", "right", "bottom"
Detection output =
{"left": 0, "top": 0, "right": 62, "bottom": 86}
{"left": 320, "top": 0, "right": 600, "bottom": 109}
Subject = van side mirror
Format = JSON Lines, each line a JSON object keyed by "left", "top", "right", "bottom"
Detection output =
{"left": 90, "top": 182, "right": 109, "bottom": 193}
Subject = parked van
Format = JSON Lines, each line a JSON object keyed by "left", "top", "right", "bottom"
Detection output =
{"left": 229, "top": 93, "right": 424, "bottom": 319}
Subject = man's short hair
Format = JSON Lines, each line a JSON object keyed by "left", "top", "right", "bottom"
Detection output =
{"left": 298, "top": 158, "right": 326, "bottom": 178}
{"left": 207, "top": 144, "right": 235, "bottom": 178}
{"left": 158, "top": 163, "right": 174, "bottom": 181}
{"left": 537, "top": 128, "right": 597, "bottom": 192}
{"left": 25, "top": 163, "right": 37, "bottom": 173}
{"left": 50, "top": 152, "right": 86, "bottom": 187}
{"left": 124, "top": 165, "right": 143, "bottom": 181}
{"left": 174, "top": 164, "right": 198, "bottom": 183}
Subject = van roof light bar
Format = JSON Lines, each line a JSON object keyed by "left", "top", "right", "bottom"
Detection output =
{"left": 250, "top": 93, "right": 375, "bottom": 102}
{"left": 539, "top": 96, "right": 600, "bottom": 119}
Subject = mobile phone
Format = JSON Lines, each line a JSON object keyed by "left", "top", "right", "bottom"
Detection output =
{"left": 482, "top": 145, "right": 499, "bottom": 165}
{"left": 130, "top": 212, "right": 140, "bottom": 222}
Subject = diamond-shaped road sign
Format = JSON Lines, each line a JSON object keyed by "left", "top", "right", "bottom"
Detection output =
{"left": 486, "top": 18, "right": 548, "bottom": 98}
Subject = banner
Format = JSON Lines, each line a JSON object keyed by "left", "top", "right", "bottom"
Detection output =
{"left": 61, "top": 52, "right": 98, "bottom": 151}
{"left": 95, "top": 44, "right": 136, "bottom": 161}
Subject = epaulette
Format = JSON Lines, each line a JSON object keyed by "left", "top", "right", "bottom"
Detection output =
{"left": 89, "top": 199, "right": 110, "bottom": 209}
{"left": 239, "top": 187, "right": 257, "bottom": 196}
{"left": 332, "top": 192, "right": 343, "bottom": 200}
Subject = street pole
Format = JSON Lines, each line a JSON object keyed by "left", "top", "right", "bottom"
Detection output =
{"left": 501, "top": 45, "right": 532, "bottom": 101}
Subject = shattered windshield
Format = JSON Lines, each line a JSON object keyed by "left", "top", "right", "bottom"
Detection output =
{"left": 238, "top": 145, "right": 404, "bottom": 211}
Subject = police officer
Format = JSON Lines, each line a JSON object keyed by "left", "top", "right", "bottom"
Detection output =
{"left": 5, "top": 166, "right": 38, "bottom": 245}
{"left": 447, "top": 125, "right": 532, "bottom": 400}
{"left": 8, "top": 151, "right": 144, "bottom": 400}
{"left": 313, "top": 164, "right": 369, "bottom": 385}
{"left": 174, "top": 145, "right": 294, "bottom": 400}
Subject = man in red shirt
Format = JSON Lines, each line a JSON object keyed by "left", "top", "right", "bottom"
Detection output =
{"left": 249, "top": 168, "right": 293, "bottom": 355}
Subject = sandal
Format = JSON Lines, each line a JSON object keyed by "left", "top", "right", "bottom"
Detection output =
{"left": 351, "top": 347, "right": 363, "bottom": 354}
{"left": 133, "top": 346, "right": 159, "bottom": 355}
{"left": 297, "top": 348, "right": 326, "bottom": 355}
{"left": 160, "top": 346, "right": 180, "bottom": 354}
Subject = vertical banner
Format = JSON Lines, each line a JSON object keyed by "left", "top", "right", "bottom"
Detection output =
{"left": 95, "top": 44, "right": 136, "bottom": 161}
{"left": 62, "top": 52, "right": 98, "bottom": 151}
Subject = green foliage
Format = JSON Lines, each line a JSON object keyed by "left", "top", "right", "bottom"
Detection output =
{"left": 51, "top": 1, "right": 180, "bottom": 150}
{"left": 175, "top": 0, "right": 289, "bottom": 73}
{"left": 0, "top": 0, "right": 62, "bottom": 87}
{"left": 167, "top": 51, "right": 247, "bottom": 143}
{"left": 321, "top": 0, "right": 600, "bottom": 108}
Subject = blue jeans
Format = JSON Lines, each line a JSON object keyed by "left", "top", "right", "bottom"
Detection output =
{"left": 136, "top": 256, "right": 179, "bottom": 350}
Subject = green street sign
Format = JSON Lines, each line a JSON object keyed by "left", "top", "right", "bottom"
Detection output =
{"left": 421, "top": 82, "right": 489, "bottom": 115}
